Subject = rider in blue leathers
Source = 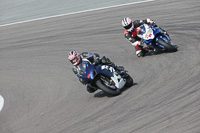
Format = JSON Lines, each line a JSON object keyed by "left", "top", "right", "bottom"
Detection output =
{"left": 68, "top": 50, "right": 123, "bottom": 93}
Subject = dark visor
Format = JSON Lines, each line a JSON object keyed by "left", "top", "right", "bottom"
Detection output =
{"left": 124, "top": 22, "right": 132, "bottom": 30}
{"left": 70, "top": 57, "right": 77, "bottom": 64}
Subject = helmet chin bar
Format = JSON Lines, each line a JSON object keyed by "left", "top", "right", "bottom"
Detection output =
{"left": 71, "top": 56, "right": 81, "bottom": 66}
{"left": 127, "top": 25, "right": 134, "bottom": 32}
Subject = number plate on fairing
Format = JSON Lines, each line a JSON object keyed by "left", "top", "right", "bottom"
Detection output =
{"left": 137, "top": 24, "right": 155, "bottom": 40}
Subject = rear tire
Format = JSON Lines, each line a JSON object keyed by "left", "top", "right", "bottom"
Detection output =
{"left": 96, "top": 79, "right": 121, "bottom": 96}
{"left": 157, "top": 38, "right": 177, "bottom": 52}
{"left": 125, "top": 74, "right": 133, "bottom": 87}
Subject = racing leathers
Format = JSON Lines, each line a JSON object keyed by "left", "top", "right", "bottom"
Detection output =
{"left": 124, "top": 18, "right": 166, "bottom": 57}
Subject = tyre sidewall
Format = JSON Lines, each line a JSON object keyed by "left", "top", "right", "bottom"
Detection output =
{"left": 157, "top": 38, "right": 177, "bottom": 52}
{"left": 96, "top": 79, "right": 121, "bottom": 96}
{"left": 125, "top": 74, "right": 133, "bottom": 87}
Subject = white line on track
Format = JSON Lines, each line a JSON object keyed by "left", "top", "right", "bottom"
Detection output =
{"left": 0, "top": 95, "right": 4, "bottom": 112}
{"left": 0, "top": 0, "right": 154, "bottom": 27}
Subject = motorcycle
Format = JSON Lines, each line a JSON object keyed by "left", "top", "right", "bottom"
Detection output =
{"left": 137, "top": 24, "right": 177, "bottom": 52}
{"left": 76, "top": 57, "right": 133, "bottom": 96}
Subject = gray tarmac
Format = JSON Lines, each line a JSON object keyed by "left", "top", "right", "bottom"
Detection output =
{"left": 0, "top": 0, "right": 143, "bottom": 25}
{"left": 0, "top": 0, "right": 200, "bottom": 132}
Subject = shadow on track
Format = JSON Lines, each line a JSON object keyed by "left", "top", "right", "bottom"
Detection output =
{"left": 94, "top": 83, "right": 138, "bottom": 98}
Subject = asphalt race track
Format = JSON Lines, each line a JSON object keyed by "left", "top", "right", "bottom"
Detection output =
{"left": 0, "top": 0, "right": 200, "bottom": 132}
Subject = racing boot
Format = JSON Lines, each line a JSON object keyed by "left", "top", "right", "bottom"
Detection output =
{"left": 100, "top": 56, "right": 124, "bottom": 71}
{"left": 100, "top": 56, "right": 111, "bottom": 64}
{"left": 107, "top": 62, "right": 124, "bottom": 71}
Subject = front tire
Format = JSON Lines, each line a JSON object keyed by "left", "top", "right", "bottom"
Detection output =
{"left": 96, "top": 79, "right": 121, "bottom": 96}
{"left": 157, "top": 38, "right": 177, "bottom": 52}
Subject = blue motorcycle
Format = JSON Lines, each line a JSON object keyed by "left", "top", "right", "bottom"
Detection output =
{"left": 77, "top": 58, "right": 133, "bottom": 96}
{"left": 137, "top": 24, "right": 177, "bottom": 52}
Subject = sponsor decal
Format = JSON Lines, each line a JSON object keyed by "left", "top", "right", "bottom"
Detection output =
{"left": 87, "top": 74, "right": 91, "bottom": 78}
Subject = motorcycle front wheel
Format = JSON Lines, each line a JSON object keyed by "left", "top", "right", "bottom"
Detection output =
{"left": 157, "top": 38, "right": 177, "bottom": 52}
{"left": 96, "top": 79, "right": 121, "bottom": 96}
{"left": 124, "top": 74, "right": 133, "bottom": 87}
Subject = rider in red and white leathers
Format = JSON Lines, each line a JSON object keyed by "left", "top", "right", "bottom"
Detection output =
{"left": 122, "top": 17, "right": 167, "bottom": 57}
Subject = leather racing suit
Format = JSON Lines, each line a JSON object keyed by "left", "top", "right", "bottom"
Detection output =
{"left": 124, "top": 18, "right": 164, "bottom": 57}
{"left": 72, "top": 52, "right": 123, "bottom": 93}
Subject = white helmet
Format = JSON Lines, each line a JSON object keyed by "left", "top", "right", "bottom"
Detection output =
{"left": 122, "top": 17, "right": 134, "bottom": 32}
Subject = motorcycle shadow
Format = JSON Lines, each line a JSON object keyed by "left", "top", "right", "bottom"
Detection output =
{"left": 94, "top": 83, "right": 138, "bottom": 98}
{"left": 145, "top": 48, "right": 178, "bottom": 57}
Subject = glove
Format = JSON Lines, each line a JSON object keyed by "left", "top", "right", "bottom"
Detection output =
{"left": 79, "top": 77, "right": 86, "bottom": 84}
{"left": 77, "top": 74, "right": 85, "bottom": 84}
{"left": 72, "top": 67, "right": 78, "bottom": 74}
{"left": 152, "top": 22, "right": 157, "bottom": 27}
{"left": 144, "top": 18, "right": 157, "bottom": 27}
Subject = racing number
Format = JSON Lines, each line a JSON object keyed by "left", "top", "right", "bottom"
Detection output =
{"left": 101, "top": 65, "right": 115, "bottom": 73}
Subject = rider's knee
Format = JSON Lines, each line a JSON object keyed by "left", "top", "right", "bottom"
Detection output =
{"left": 136, "top": 50, "right": 143, "bottom": 58}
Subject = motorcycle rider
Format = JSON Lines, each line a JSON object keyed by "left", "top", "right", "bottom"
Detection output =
{"left": 122, "top": 17, "right": 168, "bottom": 57}
{"left": 68, "top": 50, "right": 124, "bottom": 93}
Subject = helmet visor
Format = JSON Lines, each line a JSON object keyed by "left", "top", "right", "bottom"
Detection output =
{"left": 124, "top": 22, "right": 133, "bottom": 30}
{"left": 70, "top": 58, "right": 76, "bottom": 64}
{"left": 70, "top": 56, "right": 80, "bottom": 65}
